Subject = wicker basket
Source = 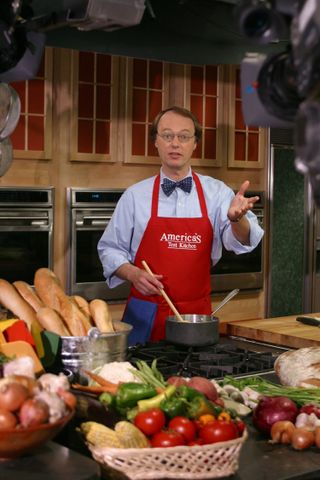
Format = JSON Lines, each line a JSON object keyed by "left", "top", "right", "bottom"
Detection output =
{"left": 90, "top": 429, "right": 248, "bottom": 480}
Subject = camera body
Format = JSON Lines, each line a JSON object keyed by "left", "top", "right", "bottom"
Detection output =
{"left": 236, "top": 0, "right": 320, "bottom": 205}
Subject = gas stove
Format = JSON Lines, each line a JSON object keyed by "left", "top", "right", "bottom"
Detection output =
{"left": 127, "top": 336, "right": 290, "bottom": 380}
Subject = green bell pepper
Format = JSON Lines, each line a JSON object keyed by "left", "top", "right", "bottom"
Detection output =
{"left": 160, "top": 396, "right": 187, "bottom": 419}
{"left": 115, "top": 383, "right": 157, "bottom": 410}
{"left": 176, "top": 384, "right": 204, "bottom": 401}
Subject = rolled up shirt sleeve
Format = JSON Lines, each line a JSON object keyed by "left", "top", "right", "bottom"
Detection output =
{"left": 98, "top": 190, "right": 135, "bottom": 288}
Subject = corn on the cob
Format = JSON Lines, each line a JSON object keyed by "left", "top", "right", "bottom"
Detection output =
{"left": 80, "top": 421, "right": 124, "bottom": 448}
{"left": 115, "top": 421, "right": 150, "bottom": 448}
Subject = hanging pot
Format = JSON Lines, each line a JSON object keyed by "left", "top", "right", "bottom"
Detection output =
{"left": 0, "top": 137, "right": 13, "bottom": 177}
{"left": 0, "top": 83, "right": 21, "bottom": 141}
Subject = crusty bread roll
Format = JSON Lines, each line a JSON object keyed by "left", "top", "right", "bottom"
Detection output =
{"left": 36, "top": 307, "right": 71, "bottom": 336}
{"left": 72, "top": 295, "right": 91, "bottom": 318}
{"left": 274, "top": 347, "right": 320, "bottom": 387}
{"left": 0, "top": 278, "right": 41, "bottom": 329}
{"left": 34, "top": 268, "right": 64, "bottom": 312}
{"left": 34, "top": 268, "right": 89, "bottom": 336}
{"left": 89, "top": 299, "right": 114, "bottom": 333}
{"left": 69, "top": 296, "right": 93, "bottom": 332}
{"left": 13, "top": 281, "right": 44, "bottom": 313}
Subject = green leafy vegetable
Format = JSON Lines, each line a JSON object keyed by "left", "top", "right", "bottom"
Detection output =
{"left": 221, "top": 375, "right": 320, "bottom": 407}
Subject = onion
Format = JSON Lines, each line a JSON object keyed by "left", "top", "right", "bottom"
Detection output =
{"left": 0, "top": 382, "right": 30, "bottom": 412}
{"left": 0, "top": 408, "right": 17, "bottom": 430}
{"left": 188, "top": 377, "right": 218, "bottom": 401}
{"left": 291, "top": 428, "right": 315, "bottom": 450}
{"left": 252, "top": 396, "right": 299, "bottom": 435}
{"left": 270, "top": 420, "right": 295, "bottom": 444}
{"left": 19, "top": 398, "right": 50, "bottom": 427}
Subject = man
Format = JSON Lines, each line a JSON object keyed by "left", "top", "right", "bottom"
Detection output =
{"left": 98, "top": 106, "right": 264, "bottom": 342}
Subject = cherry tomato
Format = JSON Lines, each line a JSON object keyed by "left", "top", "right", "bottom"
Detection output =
{"left": 151, "top": 430, "right": 186, "bottom": 448}
{"left": 134, "top": 408, "right": 166, "bottom": 436}
{"left": 199, "top": 420, "right": 239, "bottom": 444}
{"left": 168, "top": 416, "right": 197, "bottom": 442}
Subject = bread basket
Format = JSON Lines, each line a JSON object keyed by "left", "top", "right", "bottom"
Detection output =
{"left": 89, "top": 429, "right": 247, "bottom": 480}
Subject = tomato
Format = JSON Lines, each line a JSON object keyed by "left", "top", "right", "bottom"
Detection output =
{"left": 199, "top": 420, "right": 239, "bottom": 444}
{"left": 151, "top": 430, "right": 186, "bottom": 448}
{"left": 134, "top": 408, "right": 166, "bottom": 436}
{"left": 188, "top": 438, "right": 205, "bottom": 446}
{"left": 235, "top": 420, "right": 246, "bottom": 436}
{"left": 168, "top": 416, "right": 197, "bottom": 442}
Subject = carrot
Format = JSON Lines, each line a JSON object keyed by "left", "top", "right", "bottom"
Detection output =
{"left": 82, "top": 369, "right": 121, "bottom": 390}
{"left": 71, "top": 383, "right": 118, "bottom": 395}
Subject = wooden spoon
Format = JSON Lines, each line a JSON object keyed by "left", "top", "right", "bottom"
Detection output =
{"left": 141, "top": 260, "right": 186, "bottom": 322}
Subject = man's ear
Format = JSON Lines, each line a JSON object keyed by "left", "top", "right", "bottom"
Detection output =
{"left": 193, "top": 142, "right": 197, "bottom": 151}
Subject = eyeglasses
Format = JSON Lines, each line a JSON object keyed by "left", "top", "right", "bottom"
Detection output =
{"left": 157, "top": 132, "right": 195, "bottom": 144}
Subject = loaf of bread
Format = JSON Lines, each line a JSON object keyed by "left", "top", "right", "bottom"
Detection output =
{"left": 36, "top": 307, "right": 71, "bottom": 336}
{"left": 0, "top": 278, "right": 41, "bottom": 329}
{"left": 13, "top": 280, "right": 44, "bottom": 312}
{"left": 72, "top": 295, "right": 91, "bottom": 318}
{"left": 89, "top": 299, "right": 114, "bottom": 333}
{"left": 274, "top": 347, "right": 320, "bottom": 387}
{"left": 34, "top": 268, "right": 90, "bottom": 336}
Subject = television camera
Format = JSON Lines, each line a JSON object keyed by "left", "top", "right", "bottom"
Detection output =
{"left": 235, "top": 0, "right": 320, "bottom": 206}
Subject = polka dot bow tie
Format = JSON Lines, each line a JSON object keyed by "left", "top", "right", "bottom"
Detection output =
{"left": 161, "top": 177, "right": 193, "bottom": 196}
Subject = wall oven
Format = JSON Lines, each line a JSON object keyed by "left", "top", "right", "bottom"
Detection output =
{"left": 67, "top": 188, "right": 130, "bottom": 301}
{"left": 212, "top": 191, "right": 265, "bottom": 293}
{"left": 67, "top": 188, "right": 264, "bottom": 302}
{"left": 0, "top": 186, "right": 54, "bottom": 285}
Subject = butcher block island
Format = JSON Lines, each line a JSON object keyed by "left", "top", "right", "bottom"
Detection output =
{"left": 226, "top": 313, "right": 320, "bottom": 349}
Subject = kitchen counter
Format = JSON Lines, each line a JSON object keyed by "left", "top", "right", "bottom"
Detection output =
{"left": 226, "top": 312, "right": 320, "bottom": 349}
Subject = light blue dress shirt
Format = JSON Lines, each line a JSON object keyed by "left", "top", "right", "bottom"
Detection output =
{"left": 98, "top": 169, "right": 264, "bottom": 288}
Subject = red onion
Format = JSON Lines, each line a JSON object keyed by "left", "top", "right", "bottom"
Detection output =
{"left": 253, "top": 396, "right": 299, "bottom": 435}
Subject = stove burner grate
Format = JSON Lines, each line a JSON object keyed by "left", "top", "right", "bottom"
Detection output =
{"left": 127, "top": 340, "right": 279, "bottom": 380}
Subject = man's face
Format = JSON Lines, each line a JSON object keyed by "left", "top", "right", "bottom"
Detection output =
{"left": 155, "top": 111, "right": 197, "bottom": 176}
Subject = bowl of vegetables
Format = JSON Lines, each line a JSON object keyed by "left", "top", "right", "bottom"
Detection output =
{"left": 0, "top": 372, "right": 76, "bottom": 458}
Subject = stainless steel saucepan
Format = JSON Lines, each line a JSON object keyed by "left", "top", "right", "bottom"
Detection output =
{"left": 165, "top": 289, "right": 240, "bottom": 346}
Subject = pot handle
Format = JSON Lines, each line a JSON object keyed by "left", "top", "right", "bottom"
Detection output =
{"left": 211, "top": 289, "right": 240, "bottom": 316}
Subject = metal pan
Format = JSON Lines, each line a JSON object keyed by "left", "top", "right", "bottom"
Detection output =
{"left": 166, "top": 314, "right": 219, "bottom": 346}
{"left": 165, "top": 289, "right": 239, "bottom": 346}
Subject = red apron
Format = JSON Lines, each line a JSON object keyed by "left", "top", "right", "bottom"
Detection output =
{"left": 126, "top": 172, "right": 213, "bottom": 341}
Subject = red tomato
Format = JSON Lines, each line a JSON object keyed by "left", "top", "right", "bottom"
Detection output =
{"left": 151, "top": 430, "right": 186, "bottom": 448}
{"left": 188, "top": 438, "right": 205, "bottom": 446}
{"left": 134, "top": 408, "right": 166, "bottom": 436}
{"left": 168, "top": 416, "right": 197, "bottom": 442}
{"left": 235, "top": 420, "right": 246, "bottom": 436}
{"left": 199, "top": 420, "right": 239, "bottom": 444}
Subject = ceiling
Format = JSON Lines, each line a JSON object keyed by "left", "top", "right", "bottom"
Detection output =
{"left": 29, "top": 0, "right": 289, "bottom": 65}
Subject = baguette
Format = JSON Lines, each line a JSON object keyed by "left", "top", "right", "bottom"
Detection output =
{"left": 34, "top": 268, "right": 89, "bottom": 336}
{"left": 36, "top": 307, "right": 71, "bottom": 336}
{"left": 72, "top": 295, "right": 91, "bottom": 318}
{"left": 13, "top": 280, "right": 44, "bottom": 313}
{"left": 0, "top": 278, "right": 41, "bottom": 329}
{"left": 89, "top": 299, "right": 114, "bottom": 333}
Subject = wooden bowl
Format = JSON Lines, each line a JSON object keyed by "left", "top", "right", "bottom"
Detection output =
{"left": 0, "top": 408, "right": 74, "bottom": 458}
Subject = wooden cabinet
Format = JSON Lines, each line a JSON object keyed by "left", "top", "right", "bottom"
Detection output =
{"left": 226, "top": 66, "right": 268, "bottom": 169}
{"left": 70, "top": 51, "right": 120, "bottom": 162}
{"left": 11, "top": 48, "right": 53, "bottom": 160}
{"left": 122, "top": 57, "right": 170, "bottom": 164}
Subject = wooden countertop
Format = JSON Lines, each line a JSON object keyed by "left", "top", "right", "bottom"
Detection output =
{"left": 226, "top": 313, "right": 320, "bottom": 349}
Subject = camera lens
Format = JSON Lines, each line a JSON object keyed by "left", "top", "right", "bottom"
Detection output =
{"left": 257, "top": 51, "right": 301, "bottom": 121}
{"left": 242, "top": 8, "right": 272, "bottom": 38}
